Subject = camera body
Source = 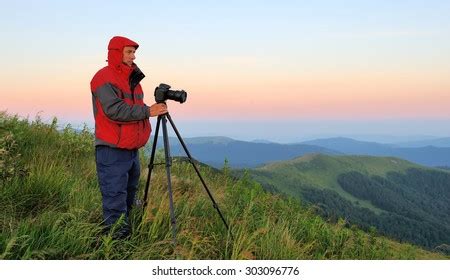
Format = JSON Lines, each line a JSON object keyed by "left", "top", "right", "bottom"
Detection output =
{"left": 154, "top": 83, "right": 187, "bottom": 103}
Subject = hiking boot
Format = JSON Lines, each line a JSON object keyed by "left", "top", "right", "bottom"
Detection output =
{"left": 112, "top": 224, "right": 132, "bottom": 240}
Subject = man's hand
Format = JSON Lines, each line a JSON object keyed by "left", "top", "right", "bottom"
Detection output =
{"left": 149, "top": 103, "right": 168, "bottom": 117}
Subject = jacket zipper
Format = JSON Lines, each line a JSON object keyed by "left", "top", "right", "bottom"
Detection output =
{"left": 131, "top": 88, "right": 141, "bottom": 147}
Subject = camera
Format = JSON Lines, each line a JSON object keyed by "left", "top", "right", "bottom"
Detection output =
{"left": 154, "top": 83, "right": 187, "bottom": 103}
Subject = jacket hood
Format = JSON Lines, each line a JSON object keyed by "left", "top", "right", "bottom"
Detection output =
{"left": 107, "top": 36, "right": 139, "bottom": 70}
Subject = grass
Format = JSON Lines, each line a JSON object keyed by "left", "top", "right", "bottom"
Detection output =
{"left": 0, "top": 111, "right": 446, "bottom": 259}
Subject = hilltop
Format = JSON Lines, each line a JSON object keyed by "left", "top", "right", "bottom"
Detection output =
{"left": 0, "top": 112, "right": 446, "bottom": 259}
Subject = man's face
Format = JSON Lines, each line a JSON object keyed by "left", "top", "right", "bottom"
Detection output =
{"left": 122, "top": 46, "right": 136, "bottom": 66}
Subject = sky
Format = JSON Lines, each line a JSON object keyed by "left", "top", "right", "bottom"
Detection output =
{"left": 1, "top": 0, "right": 449, "bottom": 142}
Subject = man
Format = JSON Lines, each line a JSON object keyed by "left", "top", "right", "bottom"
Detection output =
{"left": 90, "top": 36, "right": 167, "bottom": 238}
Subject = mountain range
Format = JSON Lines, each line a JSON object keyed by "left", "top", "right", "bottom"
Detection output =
{"left": 146, "top": 134, "right": 450, "bottom": 252}
{"left": 149, "top": 136, "right": 450, "bottom": 168}
{"left": 148, "top": 136, "right": 338, "bottom": 168}
{"left": 302, "top": 137, "right": 450, "bottom": 167}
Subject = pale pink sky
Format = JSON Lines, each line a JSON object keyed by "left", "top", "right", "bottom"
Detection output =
{"left": 1, "top": 1, "right": 449, "bottom": 141}
{"left": 3, "top": 66, "right": 449, "bottom": 121}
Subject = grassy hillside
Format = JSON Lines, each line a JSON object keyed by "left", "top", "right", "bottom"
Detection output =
{"left": 0, "top": 112, "right": 446, "bottom": 259}
{"left": 254, "top": 153, "right": 421, "bottom": 212}
{"left": 248, "top": 154, "right": 450, "bottom": 251}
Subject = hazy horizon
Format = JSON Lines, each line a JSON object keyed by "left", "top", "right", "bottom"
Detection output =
{"left": 4, "top": 110, "right": 448, "bottom": 144}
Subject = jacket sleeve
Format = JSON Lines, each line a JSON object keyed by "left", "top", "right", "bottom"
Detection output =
{"left": 93, "top": 82, "right": 150, "bottom": 122}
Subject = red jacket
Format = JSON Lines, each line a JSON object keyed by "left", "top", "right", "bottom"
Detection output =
{"left": 90, "top": 36, "right": 151, "bottom": 149}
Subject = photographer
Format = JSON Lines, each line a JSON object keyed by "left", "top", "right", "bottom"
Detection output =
{"left": 90, "top": 36, "right": 167, "bottom": 239}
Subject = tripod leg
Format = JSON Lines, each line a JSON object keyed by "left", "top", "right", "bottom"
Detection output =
{"left": 161, "top": 115, "right": 177, "bottom": 245}
{"left": 143, "top": 116, "right": 161, "bottom": 210}
{"left": 165, "top": 113, "right": 231, "bottom": 233}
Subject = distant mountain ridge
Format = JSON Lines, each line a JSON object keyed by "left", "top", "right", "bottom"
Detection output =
{"left": 301, "top": 137, "right": 450, "bottom": 167}
{"left": 302, "top": 137, "right": 392, "bottom": 154}
{"left": 148, "top": 136, "right": 339, "bottom": 168}
{"left": 148, "top": 136, "right": 450, "bottom": 168}
{"left": 392, "top": 137, "right": 450, "bottom": 148}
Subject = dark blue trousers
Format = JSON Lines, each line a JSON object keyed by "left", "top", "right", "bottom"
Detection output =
{"left": 95, "top": 145, "right": 140, "bottom": 226}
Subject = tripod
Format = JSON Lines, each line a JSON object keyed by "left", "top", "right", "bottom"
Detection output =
{"left": 142, "top": 112, "right": 230, "bottom": 244}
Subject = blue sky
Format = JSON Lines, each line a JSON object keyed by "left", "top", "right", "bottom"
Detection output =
{"left": 1, "top": 0, "right": 449, "bottom": 142}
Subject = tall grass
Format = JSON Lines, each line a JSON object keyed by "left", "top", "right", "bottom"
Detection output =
{"left": 0, "top": 111, "right": 446, "bottom": 259}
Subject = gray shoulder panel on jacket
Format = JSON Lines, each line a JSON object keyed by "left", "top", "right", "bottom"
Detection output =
{"left": 94, "top": 83, "right": 150, "bottom": 121}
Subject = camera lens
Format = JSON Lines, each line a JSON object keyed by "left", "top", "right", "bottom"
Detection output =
{"left": 167, "top": 90, "right": 187, "bottom": 103}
